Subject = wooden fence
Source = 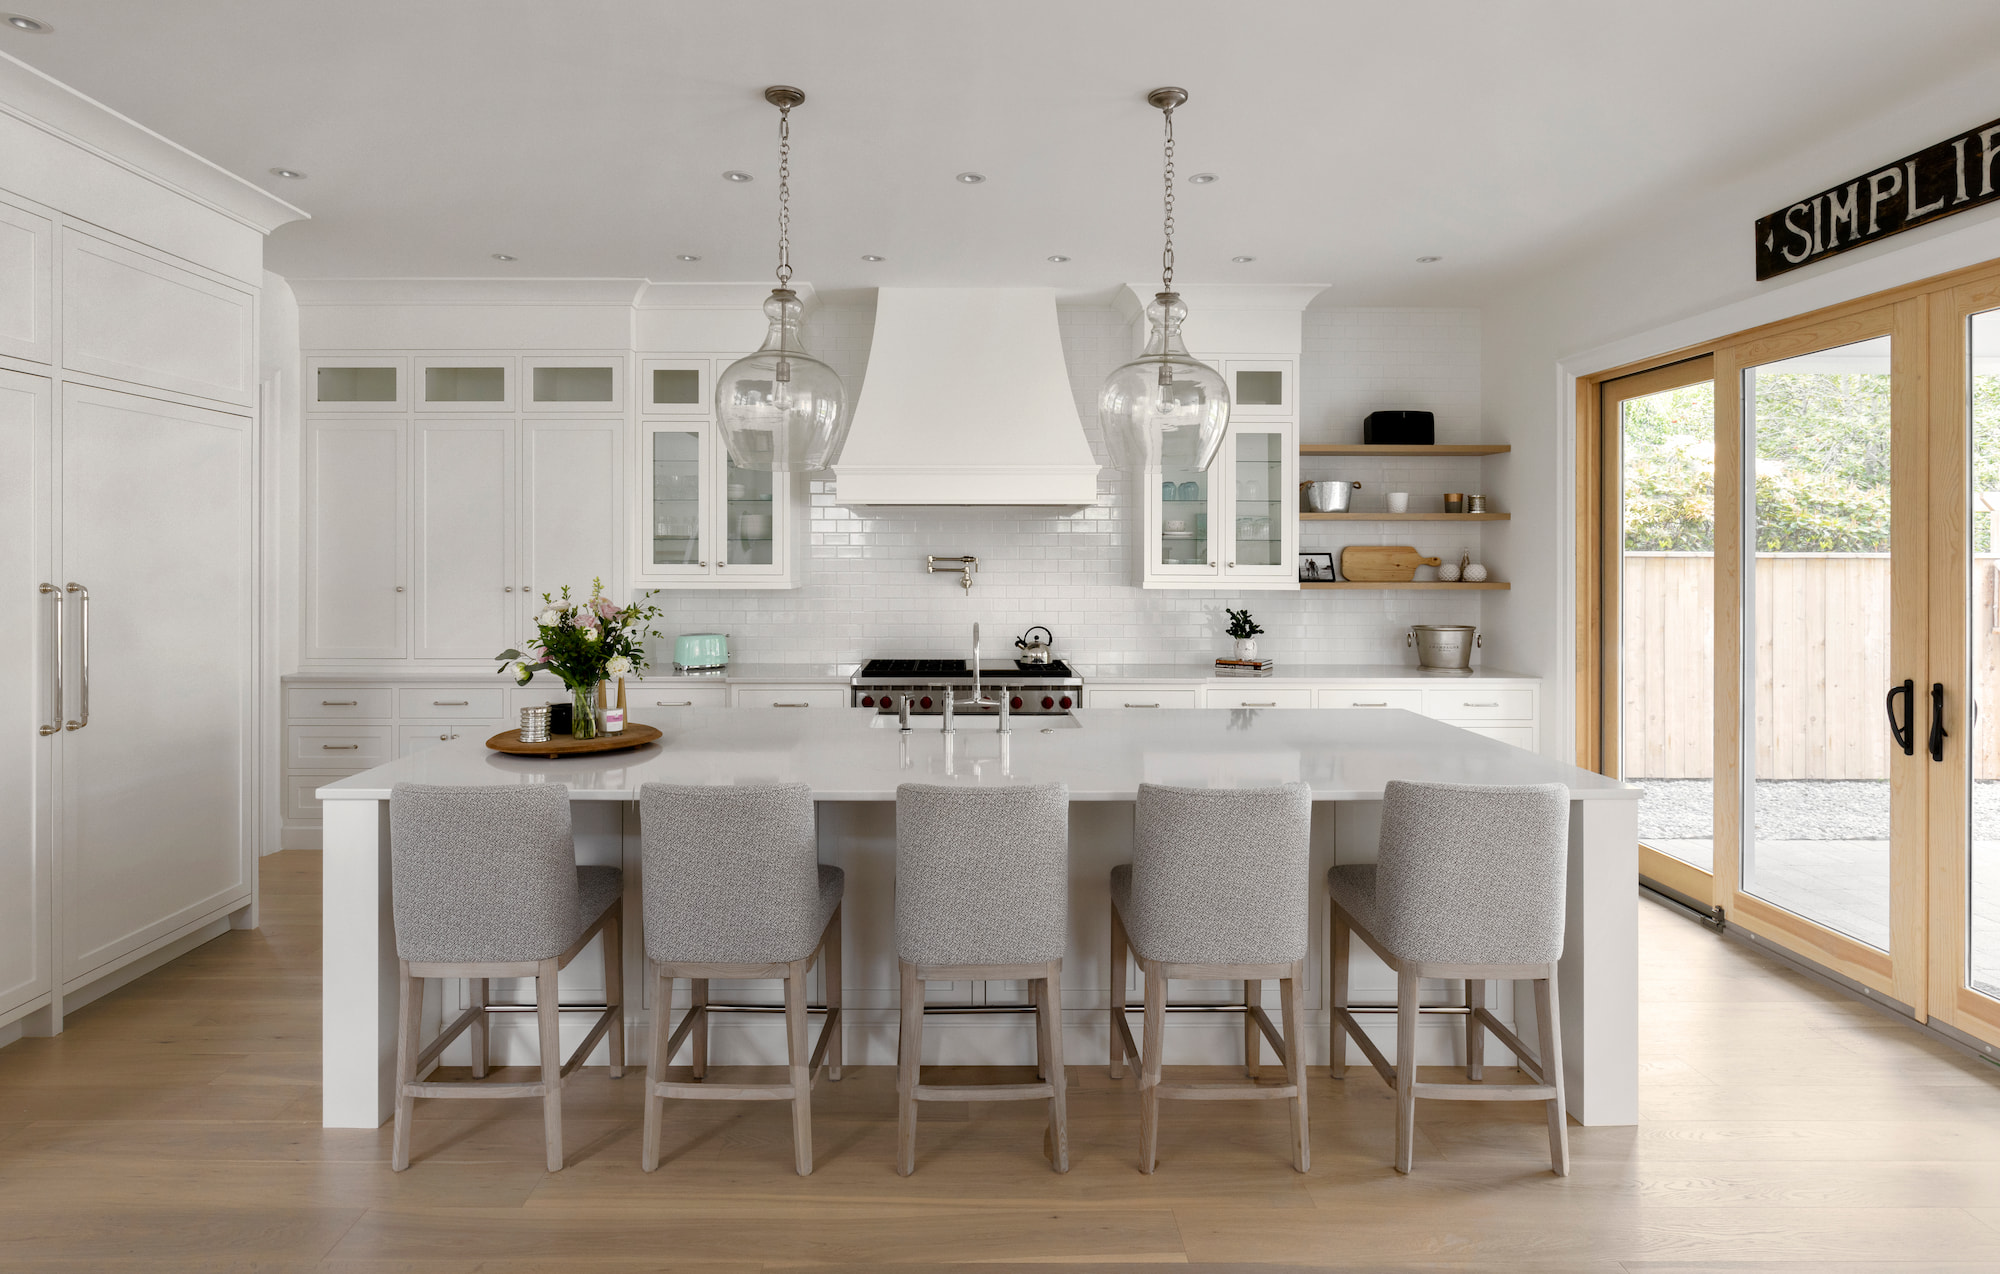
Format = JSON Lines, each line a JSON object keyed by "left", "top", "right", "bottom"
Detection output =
{"left": 1621, "top": 552, "right": 2000, "bottom": 780}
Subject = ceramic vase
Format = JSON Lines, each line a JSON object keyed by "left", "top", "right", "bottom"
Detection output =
{"left": 1234, "top": 637, "right": 1258, "bottom": 660}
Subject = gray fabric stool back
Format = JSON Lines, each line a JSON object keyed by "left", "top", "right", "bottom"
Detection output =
{"left": 893, "top": 783, "right": 1071, "bottom": 1174}
{"left": 386, "top": 783, "right": 625, "bottom": 1173}
{"left": 637, "top": 782, "right": 845, "bottom": 1176}
{"left": 1376, "top": 779, "right": 1569, "bottom": 966}
{"left": 391, "top": 781, "right": 584, "bottom": 964}
{"left": 1124, "top": 782, "right": 1313, "bottom": 965}
{"left": 640, "top": 782, "right": 830, "bottom": 965}
{"left": 896, "top": 783, "right": 1069, "bottom": 966}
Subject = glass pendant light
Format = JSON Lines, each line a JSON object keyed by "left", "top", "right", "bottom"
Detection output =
{"left": 1099, "top": 87, "right": 1231, "bottom": 473}
{"left": 715, "top": 86, "right": 849, "bottom": 472}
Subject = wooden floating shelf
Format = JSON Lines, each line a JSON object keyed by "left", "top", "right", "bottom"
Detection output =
{"left": 1299, "top": 444, "right": 1511, "bottom": 456}
{"left": 1299, "top": 581, "right": 1510, "bottom": 590}
{"left": 1300, "top": 511, "right": 1509, "bottom": 521}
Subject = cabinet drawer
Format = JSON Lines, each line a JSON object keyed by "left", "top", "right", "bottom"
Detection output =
{"left": 285, "top": 772, "right": 359, "bottom": 821}
{"left": 730, "top": 686, "right": 848, "bottom": 709}
{"left": 1085, "top": 687, "right": 1199, "bottom": 710}
{"left": 286, "top": 686, "right": 393, "bottom": 720}
{"left": 288, "top": 725, "right": 392, "bottom": 770}
{"left": 637, "top": 685, "right": 729, "bottom": 709}
{"left": 397, "top": 687, "right": 507, "bottom": 719}
{"left": 1318, "top": 688, "right": 1424, "bottom": 711}
{"left": 399, "top": 723, "right": 490, "bottom": 757}
{"left": 1454, "top": 724, "right": 1536, "bottom": 750}
{"left": 1204, "top": 687, "right": 1313, "bottom": 710}
{"left": 1423, "top": 688, "right": 1535, "bottom": 721}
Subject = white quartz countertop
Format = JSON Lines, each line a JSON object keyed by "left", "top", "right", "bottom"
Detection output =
{"left": 318, "top": 706, "right": 1632, "bottom": 804}
{"left": 282, "top": 663, "right": 855, "bottom": 686}
{"left": 1079, "top": 662, "right": 1537, "bottom": 683}
{"left": 283, "top": 662, "right": 1529, "bottom": 686}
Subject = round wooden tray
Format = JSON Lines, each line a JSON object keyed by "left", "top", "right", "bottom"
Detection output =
{"left": 485, "top": 722, "right": 662, "bottom": 758}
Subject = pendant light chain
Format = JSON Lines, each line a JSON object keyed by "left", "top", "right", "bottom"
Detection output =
{"left": 775, "top": 102, "right": 793, "bottom": 288}
{"left": 1160, "top": 102, "right": 1176, "bottom": 291}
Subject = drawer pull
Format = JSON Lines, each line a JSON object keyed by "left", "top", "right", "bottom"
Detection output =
{"left": 1462, "top": 701, "right": 1500, "bottom": 708}
{"left": 320, "top": 699, "right": 359, "bottom": 706}
{"left": 1351, "top": 701, "right": 1388, "bottom": 707}
{"left": 439, "top": 732, "right": 451, "bottom": 741}
{"left": 1238, "top": 701, "right": 1278, "bottom": 707}
{"left": 321, "top": 743, "right": 360, "bottom": 751}
{"left": 773, "top": 701, "right": 810, "bottom": 708}
{"left": 656, "top": 700, "right": 694, "bottom": 707}
{"left": 1124, "top": 702, "right": 1162, "bottom": 708}
{"left": 432, "top": 699, "right": 470, "bottom": 706}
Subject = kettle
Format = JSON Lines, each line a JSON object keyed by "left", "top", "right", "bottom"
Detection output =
{"left": 1014, "top": 626, "right": 1055, "bottom": 664}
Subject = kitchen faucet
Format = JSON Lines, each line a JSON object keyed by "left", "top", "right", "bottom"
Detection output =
{"left": 942, "top": 622, "right": 1009, "bottom": 734}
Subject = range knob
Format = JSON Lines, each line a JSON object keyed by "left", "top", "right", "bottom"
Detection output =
{"left": 1041, "top": 695, "right": 1055, "bottom": 710}
{"left": 920, "top": 695, "right": 933, "bottom": 710}
{"left": 879, "top": 695, "right": 895, "bottom": 711}
{"left": 1010, "top": 696, "right": 1023, "bottom": 710}
{"left": 1059, "top": 696, "right": 1073, "bottom": 709}
{"left": 861, "top": 695, "right": 875, "bottom": 708}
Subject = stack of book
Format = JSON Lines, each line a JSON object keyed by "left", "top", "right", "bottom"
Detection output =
{"left": 1214, "top": 657, "right": 1274, "bottom": 677}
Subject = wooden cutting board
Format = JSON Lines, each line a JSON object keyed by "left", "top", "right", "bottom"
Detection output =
{"left": 1339, "top": 545, "right": 1442, "bottom": 582}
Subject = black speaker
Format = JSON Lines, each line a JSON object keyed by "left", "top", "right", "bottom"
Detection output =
{"left": 1363, "top": 410, "right": 1436, "bottom": 445}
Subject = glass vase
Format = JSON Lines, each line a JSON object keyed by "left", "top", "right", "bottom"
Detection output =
{"left": 570, "top": 685, "right": 598, "bottom": 740}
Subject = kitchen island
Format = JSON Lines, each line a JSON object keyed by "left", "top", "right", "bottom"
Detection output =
{"left": 318, "top": 706, "right": 1639, "bottom": 1129}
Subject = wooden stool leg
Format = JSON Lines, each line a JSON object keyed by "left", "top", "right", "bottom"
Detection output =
{"left": 1108, "top": 904, "right": 1129, "bottom": 1079}
{"left": 391, "top": 966, "right": 422, "bottom": 1171}
{"left": 896, "top": 959, "right": 922, "bottom": 1176}
{"left": 1244, "top": 976, "right": 1263, "bottom": 1077}
{"left": 1536, "top": 965, "right": 1570, "bottom": 1177}
{"left": 785, "top": 957, "right": 813, "bottom": 1176}
{"left": 690, "top": 978, "right": 708, "bottom": 1080}
{"left": 824, "top": 903, "right": 843, "bottom": 1082}
{"left": 1329, "top": 903, "right": 1350, "bottom": 1080}
{"left": 1138, "top": 959, "right": 1166, "bottom": 1174}
{"left": 1393, "top": 967, "right": 1419, "bottom": 1174}
{"left": 642, "top": 969, "right": 670, "bottom": 1172}
{"left": 604, "top": 901, "right": 625, "bottom": 1079}
{"left": 1043, "top": 961, "right": 1070, "bottom": 1174}
{"left": 1033, "top": 971, "right": 1050, "bottom": 1082}
{"left": 1281, "top": 963, "right": 1309, "bottom": 1173}
{"left": 468, "top": 976, "right": 488, "bottom": 1079}
{"left": 537, "top": 957, "right": 564, "bottom": 1172}
{"left": 1465, "top": 977, "right": 1485, "bottom": 1082}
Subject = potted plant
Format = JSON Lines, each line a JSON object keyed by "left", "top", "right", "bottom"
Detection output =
{"left": 1225, "top": 608, "right": 1264, "bottom": 661}
{"left": 496, "top": 579, "right": 663, "bottom": 739}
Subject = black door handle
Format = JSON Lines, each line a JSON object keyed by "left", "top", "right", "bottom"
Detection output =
{"left": 1886, "top": 679, "right": 1914, "bottom": 756}
{"left": 1929, "top": 682, "right": 1948, "bottom": 762}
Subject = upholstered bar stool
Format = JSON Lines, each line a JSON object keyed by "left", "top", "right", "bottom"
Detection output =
{"left": 638, "top": 782, "right": 843, "bottom": 1176}
{"left": 387, "top": 782, "right": 625, "bottom": 1173}
{"left": 895, "top": 782, "right": 1071, "bottom": 1176}
{"left": 1328, "top": 779, "right": 1571, "bottom": 1175}
{"left": 1108, "top": 782, "right": 1313, "bottom": 1174}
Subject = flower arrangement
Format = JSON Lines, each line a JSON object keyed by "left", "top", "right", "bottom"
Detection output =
{"left": 496, "top": 579, "right": 663, "bottom": 739}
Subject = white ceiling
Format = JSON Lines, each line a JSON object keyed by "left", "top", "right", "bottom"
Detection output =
{"left": 6, "top": 0, "right": 1999, "bottom": 303}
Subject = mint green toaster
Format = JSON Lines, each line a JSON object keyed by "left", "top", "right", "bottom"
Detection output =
{"left": 673, "top": 632, "right": 729, "bottom": 670}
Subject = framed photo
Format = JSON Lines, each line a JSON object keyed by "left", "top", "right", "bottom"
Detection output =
{"left": 1299, "top": 551, "right": 1335, "bottom": 583}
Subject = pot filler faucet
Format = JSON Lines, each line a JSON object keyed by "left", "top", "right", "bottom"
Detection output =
{"left": 942, "top": 622, "right": 1009, "bottom": 734}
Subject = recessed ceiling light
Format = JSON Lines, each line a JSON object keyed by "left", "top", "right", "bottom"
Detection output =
{"left": 490, "top": 253, "right": 517, "bottom": 262}
{"left": 722, "top": 170, "right": 754, "bottom": 183}
{"left": 1046, "top": 255, "right": 1071, "bottom": 263}
{"left": 1416, "top": 255, "right": 1443, "bottom": 263}
{"left": 676, "top": 254, "right": 700, "bottom": 262}
{"left": 860, "top": 254, "right": 885, "bottom": 262}
{"left": 268, "top": 167, "right": 306, "bottom": 180}
{"left": 955, "top": 171, "right": 986, "bottom": 184}
{"left": 1188, "top": 172, "right": 1219, "bottom": 185}
{"left": 4, "top": 14, "right": 51, "bottom": 32}
{"left": 1231, "top": 255, "right": 1256, "bottom": 264}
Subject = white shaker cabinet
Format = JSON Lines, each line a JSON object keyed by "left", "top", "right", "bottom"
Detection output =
{"left": 412, "top": 419, "right": 515, "bottom": 660}
{"left": 523, "top": 418, "right": 623, "bottom": 603}
{"left": 0, "top": 368, "right": 52, "bottom": 1024}
{"left": 304, "top": 418, "right": 408, "bottom": 661}
{"left": 0, "top": 197, "right": 53, "bottom": 364}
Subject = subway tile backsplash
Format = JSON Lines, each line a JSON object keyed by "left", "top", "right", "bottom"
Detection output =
{"left": 643, "top": 304, "right": 1490, "bottom": 668}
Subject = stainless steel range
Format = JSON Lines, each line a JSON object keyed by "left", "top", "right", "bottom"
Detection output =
{"left": 850, "top": 657, "right": 1084, "bottom": 718}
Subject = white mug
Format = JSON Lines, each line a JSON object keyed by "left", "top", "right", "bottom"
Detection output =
{"left": 1386, "top": 491, "right": 1410, "bottom": 513}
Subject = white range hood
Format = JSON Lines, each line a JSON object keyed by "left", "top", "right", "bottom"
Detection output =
{"left": 833, "top": 288, "right": 1100, "bottom": 506}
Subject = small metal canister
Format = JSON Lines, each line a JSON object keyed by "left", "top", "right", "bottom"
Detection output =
{"left": 1443, "top": 492, "right": 1466, "bottom": 513}
{"left": 1468, "top": 494, "right": 1488, "bottom": 513}
{"left": 519, "top": 704, "right": 552, "bottom": 744}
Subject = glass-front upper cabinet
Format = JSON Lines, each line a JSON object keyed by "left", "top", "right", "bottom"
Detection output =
{"left": 720, "top": 453, "right": 779, "bottom": 576}
{"left": 643, "top": 358, "right": 709, "bottom": 415}
{"left": 1141, "top": 358, "right": 1297, "bottom": 590}
{"left": 1225, "top": 358, "right": 1294, "bottom": 417}
{"left": 1151, "top": 420, "right": 1217, "bottom": 581}
{"left": 308, "top": 357, "right": 407, "bottom": 411}
{"left": 1227, "top": 425, "right": 1295, "bottom": 580}
{"left": 416, "top": 357, "right": 513, "bottom": 411}
{"left": 526, "top": 357, "right": 623, "bottom": 412}
{"left": 646, "top": 425, "right": 708, "bottom": 576}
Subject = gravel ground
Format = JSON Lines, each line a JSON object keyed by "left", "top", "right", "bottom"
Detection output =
{"left": 1634, "top": 778, "right": 2000, "bottom": 841}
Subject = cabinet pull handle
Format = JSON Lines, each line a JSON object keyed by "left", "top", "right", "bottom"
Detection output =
{"left": 1125, "top": 702, "right": 1161, "bottom": 708}
{"left": 432, "top": 700, "right": 470, "bottom": 706}
{"left": 395, "top": 585, "right": 405, "bottom": 592}
{"left": 773, "top": 701, "right": 810, "bottom": 707}
{"left": 504, "top": 586, "right": 513, "bottom": 592}
{"left": 1463, "top": 701, "right": 1499, "bottom": 708}
{"left": 39, "top": 583, "right": 61, "bottom": 736}
{"left": 1228, "top": 561, "right": 1236, "bottom": 568}
{"left": 64, "top": 583, "right": 88, "bottom": 731}
{"left": 321, "top": 699, "right": 359, "bottom": 706}
{"left": 439, "top": 732, "right": 450, "bottom": 741}
{"left": 1239, "top": 701, "right": 1277, "bottom": 707}
{"left": 1351, "top": 701, "right": 1388, "bottom": 707}
{"left": 656, "top": 700, "right": 694, "bottom": 707}
{"left": 322, "top": 743, "right": 360, "bottom": 750}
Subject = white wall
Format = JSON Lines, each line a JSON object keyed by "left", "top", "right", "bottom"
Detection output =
{"left": 1479, "top": 52, "right": 2000, "bottom": 760}
{"left": 641, "top": 303, "right": 1493, "bottom": 668}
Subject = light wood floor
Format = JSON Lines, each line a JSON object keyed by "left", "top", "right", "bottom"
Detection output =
{"left": 4, "top": 852, "right": 2000, "bottom": 1271}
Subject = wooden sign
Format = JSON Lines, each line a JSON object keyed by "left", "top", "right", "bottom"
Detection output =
{"left": 1755, "top": 115, "right": 2000, "bottom": 280}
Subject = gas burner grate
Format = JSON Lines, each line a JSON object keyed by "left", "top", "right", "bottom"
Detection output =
{"left": 860, "top": 658, "right": 968, "bottom": 677}
{"left": 1010, "top": 660, "right": 1077, "bottom": 677}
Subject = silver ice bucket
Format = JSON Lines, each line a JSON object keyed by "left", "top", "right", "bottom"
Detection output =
{"left": 1408, "top": 624, "right": 1480, "bottom": 670}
